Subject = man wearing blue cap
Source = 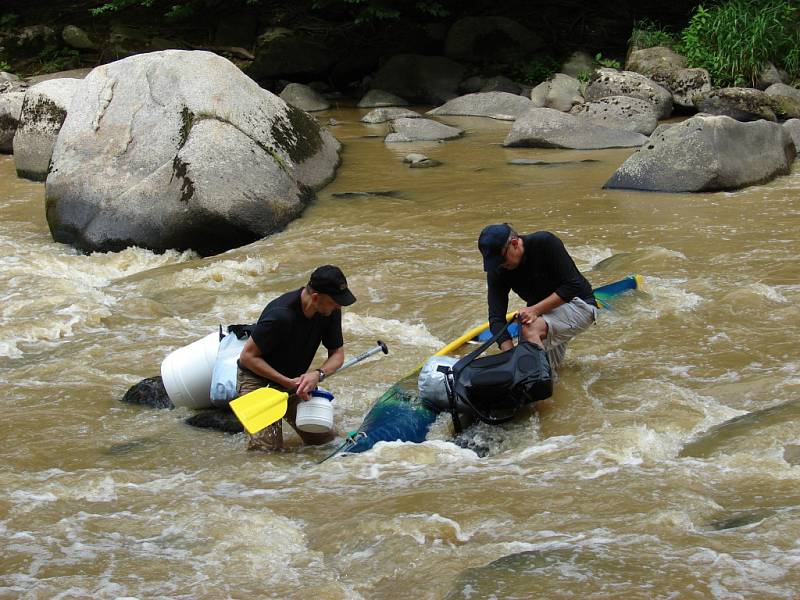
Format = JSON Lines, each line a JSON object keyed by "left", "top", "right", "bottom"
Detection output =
{"left": 478, "top": 224, "right": 597, "bottom": 371}
{"left": 237, "top": 265, "right": 357, "bottom": 451}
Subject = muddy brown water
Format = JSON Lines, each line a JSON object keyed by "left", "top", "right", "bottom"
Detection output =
{"left": 1, "top": 108, "right": 799, "bottom": 599}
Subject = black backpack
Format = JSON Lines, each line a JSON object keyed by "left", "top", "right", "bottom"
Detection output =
{"left": 440, "top": 319, "right": 553, "bottom": 429}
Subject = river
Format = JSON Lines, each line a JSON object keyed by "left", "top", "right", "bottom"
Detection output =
{"left": 1, "top": 108, "right": 798, "bottom": 599}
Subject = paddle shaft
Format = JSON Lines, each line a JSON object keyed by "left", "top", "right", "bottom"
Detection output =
{"left": 339, "top": 340, "right": 389, "bottom": 372}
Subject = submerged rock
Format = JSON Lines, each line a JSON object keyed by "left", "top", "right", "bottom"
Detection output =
{"left": 121, "top": 376, "right": 174, "bottom": 409}
{"left": 360, "top": 107, "right": 421, "bottom": 124}
{"left": 45, "top": 50, "right": 341, "bottom": 256}
{"left": 185, "top": 409, "right": 244, "bottom": 433}
{"left": 605, "top": 115, "right": 795, "bottom": 192}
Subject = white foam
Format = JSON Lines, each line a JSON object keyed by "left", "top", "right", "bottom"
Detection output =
{"left": 342, "top": 313, "right": 443, "bottom": 348}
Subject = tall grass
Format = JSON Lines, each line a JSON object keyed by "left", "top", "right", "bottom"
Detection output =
{"left": 680, "top": 0, "right": 800, "bottom": 87}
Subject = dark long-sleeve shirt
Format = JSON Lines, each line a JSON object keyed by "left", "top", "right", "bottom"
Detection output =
{"left": 487, "top": 231, "right": 595, "bottom": 346}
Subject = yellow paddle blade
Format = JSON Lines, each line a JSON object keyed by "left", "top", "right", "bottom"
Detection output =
{"left": 230, "top": 387, "right": 289, "bottom": 434}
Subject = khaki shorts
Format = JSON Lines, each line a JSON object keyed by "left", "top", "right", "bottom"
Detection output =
{"left": 236, "top": 368, "right": 336, "bottom": 452}
{"left": 540, "top": 297, "right": 598, "bottom": 369}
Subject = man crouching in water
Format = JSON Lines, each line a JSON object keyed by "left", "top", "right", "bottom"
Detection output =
{"left": 237, "top": 265, "right": 356, "bottom": 451}
{"left": 478, "top": 223, "right": 597, "bottom": 373}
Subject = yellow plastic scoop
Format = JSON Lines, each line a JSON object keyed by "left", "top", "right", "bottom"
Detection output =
{"left": 230, "top": 387, "right": 289, "bottom": 434}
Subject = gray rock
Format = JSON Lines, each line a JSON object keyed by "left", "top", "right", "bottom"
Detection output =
{"left": 385, "top": 117, "right": 462, "bottom": 143}
{"left": 409, "top": 158, "right": 442, "bottom": 168}
{"left": 477, "top": 76, "right": 521, "bottom": 95}
{"left": 361, "top": 107, "right": 421, "bottom": 123}
{"left": 45, "top": 50, "right": 341, "bottom": 256}
{"left": 428, "top": 92, "right": 532, "bottom": 119}
{"left": 560, "top": 51, "right": 595, "bottom": 79}
{"left": 0, "top": 71, "right": 27, "bottom": 93}
{"left": 279, "top": 83, "right": 331, "bottom": 112}
{"left": 504, "top": 107, "right": 648, "bottom": 150}
{"left": 765, "top": 84, "right": 800, "bottom": 119}
{"left": 696, "top": 87, "right": 779, "bottom": 122}
{"left": 756, "top": 62, "right": 788, "bottom": 90}
{"left": 372, "top": 54, "right": 466, "bottom": 105}
{"left": 604, "top": 115, "right": 795, "bottom": 192}
{"left": 570, "top": 95, "right": 659, "bottom": 135}
{"left": 62, "top": 24, "right": 97, "bottom": 50}
{"left": 247, "top": 31, "right": 338, "bottom": 82}
{"left": 586, "top": 68, "right": 673, "bottom": 119}
{"left": 403, "top": 153, "right": 428, "bottom": 163}
{"left": 625, "top": 46, "right": 686, "bottom": 77}
{"left": 26, "top": 68, "right": 92, "bottom": 86}
{"left": 659, "top": 68, "right": 712, "bottom": 110}
{"left": 784, "top": 119, "right": 800, "bottom": 152}
{"left": 445, "top": 17, "right": 542, "bottom": 63}
{"left": 528, "top": 74, "right": 583, "bottom": 112}
{"left": 784, "top": 444, "right": 800, "bottom": 466}
{"left": 356, "top": 89, "right": 410, "bottom": 108}
{"left": 0, "top": 92, "right": 25, "bottom": 153}
{"left": 13, "top": 78, "right": 82, "bottom": 181}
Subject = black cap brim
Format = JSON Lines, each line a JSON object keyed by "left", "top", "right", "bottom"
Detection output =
{"left": 482, "top": 253, "right": 503, "bottom": 273}
{"left": 329, "top": 288, "right": 357, "bottom": 306}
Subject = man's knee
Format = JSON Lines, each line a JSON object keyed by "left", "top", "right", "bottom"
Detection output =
{"left": 521, "top": 318, "right": 548, "bottom": 343}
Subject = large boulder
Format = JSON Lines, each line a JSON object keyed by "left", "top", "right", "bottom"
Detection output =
{"left": 356, "top": 89, "right": 410, "bottom": 108}
{"left": 279, "top": 83, "right": 331, "bottom": 112}
{"left": 371, "top": 54, "right": 466, "bottom": 105}
{"left": 784, "top": 119, "right": 800, "bottom": 151}
{"left": 45, "top": 50, "right": 341, "bottom": 256}
{"left": 504, "top": 107, "right": 648, "bottom": 149}
{"left": 384, "top": 118, "right": 462, "bottom": 143}
{"left": 625, "top": 46, "right": 686, "bottom": 77}
{"left": 765, "top": 83, "right": 800, "bottom": 120}
{"left": 585, "top": 68, "right": 673, "bottom": 119}
{"left": 13, "top": 78, "right": 82, "bottom": 181}
{"left": 428, "top": 92, "right": 532, "bottom": 120}
{"left": 444, "top": 17, "right": 543, "bottom": 63}
{"left": 0, "top": 91, "right": 25, "bottom": 153}
{"left": 246, "top": 30, "right": 338, "bottom": 83}
{"left": 695, "top": 88, "right": 779, "bottom": 122}
{"left": 530, "top": 74, "right": 584, "bottom": 112}
{"left": 569, "top": 96, "right": 659, "bottom": 135}
{"left": 604, "top": 115, "right": 795, "bottom": 192}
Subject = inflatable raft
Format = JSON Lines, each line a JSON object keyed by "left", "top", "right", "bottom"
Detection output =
{"left": 327, "top": 275, "right": 643, "bottom": 457}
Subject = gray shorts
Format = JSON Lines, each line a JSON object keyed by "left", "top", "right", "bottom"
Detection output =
{"left": 540, "top": 297, "right": 598, "bottom": 369}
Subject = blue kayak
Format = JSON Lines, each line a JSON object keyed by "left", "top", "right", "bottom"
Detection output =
{"left": 330, "top": 275, "right": 643, "bottom": 457}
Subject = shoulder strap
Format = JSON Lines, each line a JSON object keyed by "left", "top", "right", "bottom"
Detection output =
{"left": 453, "top": 318, "right": 515, "bottom": 375}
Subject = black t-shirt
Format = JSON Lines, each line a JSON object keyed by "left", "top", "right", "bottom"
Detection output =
{"left": 487, "top": 232, "right": 595, "bottom": 344}
{"left": 243, "top": 288, "right": 343, "bottom": 379}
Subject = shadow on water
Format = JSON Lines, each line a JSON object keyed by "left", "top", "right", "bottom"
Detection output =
{"left": 679, "top": 399, "right": 800, "bottom": 458}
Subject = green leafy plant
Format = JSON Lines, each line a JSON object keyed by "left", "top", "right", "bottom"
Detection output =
{"left": 0, "top": 60, "right": 11, "bottom": 72}
{"left": 37, "top": 45, "right": 81, "bottom": 73}
{"left": 680, "top": 0, "right": 800, "bottom": 87}
{"left": 594, "top": 53, "right": 621, "bottom": 69}
{"left": 510, "top": 55, "right": 560, "bottom": 85}
{"left": 0, "top": 13, "right": 19, "bottom": 28}
{"left": 629, "top": 18, "right": 679, "bottom": 50}
{"left": 311, "top": 0, "right": 449, "bottom": 23}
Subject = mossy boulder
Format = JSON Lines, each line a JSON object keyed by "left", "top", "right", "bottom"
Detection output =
{"left": 695, "top": 87, "right": 779, "bottom": 122}
{"left": 46, "top": 50, "right": 341, "bottom": 256}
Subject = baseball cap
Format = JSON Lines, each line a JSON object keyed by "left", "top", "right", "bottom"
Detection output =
{"left": 478, "top": 223, "right": 513, "bottom": 272}
{"left": 309, "top": 265, "right": 357, "bottom": 306}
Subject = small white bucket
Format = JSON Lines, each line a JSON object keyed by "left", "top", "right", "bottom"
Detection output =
{"left": 296, "top": 389, "right": 334, "bottom": 433}
{"left": 160, "top": 331, "right": 220, "bottom": 409}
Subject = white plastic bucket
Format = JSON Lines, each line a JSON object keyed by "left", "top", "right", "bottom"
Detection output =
{"left": 160, "top": 331, "right": 220, "bottom": 409}
{"left": 296, "top": 389, "right": 334, "bottom": 433}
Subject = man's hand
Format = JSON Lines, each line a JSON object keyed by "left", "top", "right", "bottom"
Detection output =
{"left": 294, "top": 370, "right": 321, "bottom": 400}
{"left": 517, "top": 306, "right": 540, "bottom": 326}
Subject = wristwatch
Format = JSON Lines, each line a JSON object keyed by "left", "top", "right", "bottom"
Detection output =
{"left": 316, "top": 368, "right": 326, "bottom": 382}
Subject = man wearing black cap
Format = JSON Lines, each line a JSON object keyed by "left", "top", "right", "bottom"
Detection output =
{"left": 478, "top": 224, "right": 597, "bottom": 371}
{"left": 237, "top": 265, "right": 357, "bottom": 451}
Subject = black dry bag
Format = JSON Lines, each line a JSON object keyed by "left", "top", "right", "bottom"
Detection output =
{"left": 447, "top": 319, "right": 553, "bottom": 425}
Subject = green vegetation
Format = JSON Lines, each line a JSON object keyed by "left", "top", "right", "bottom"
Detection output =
{"left": 0, "top": 60, "right": 10, "bottom": 72}
{"left": 629, "top": 18, "right": 679, "bottom": 49}
{"left": 680, "top": 0, "right": 800, "bottom": 87}
{"left": 594, "top": 53, "right": 621, "bottom": 69}
{"left": 35, "top": 45, "right": 81, "bottom": 74}
{"left": 511, "top": 55, "right": 560, "bottom": 85}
